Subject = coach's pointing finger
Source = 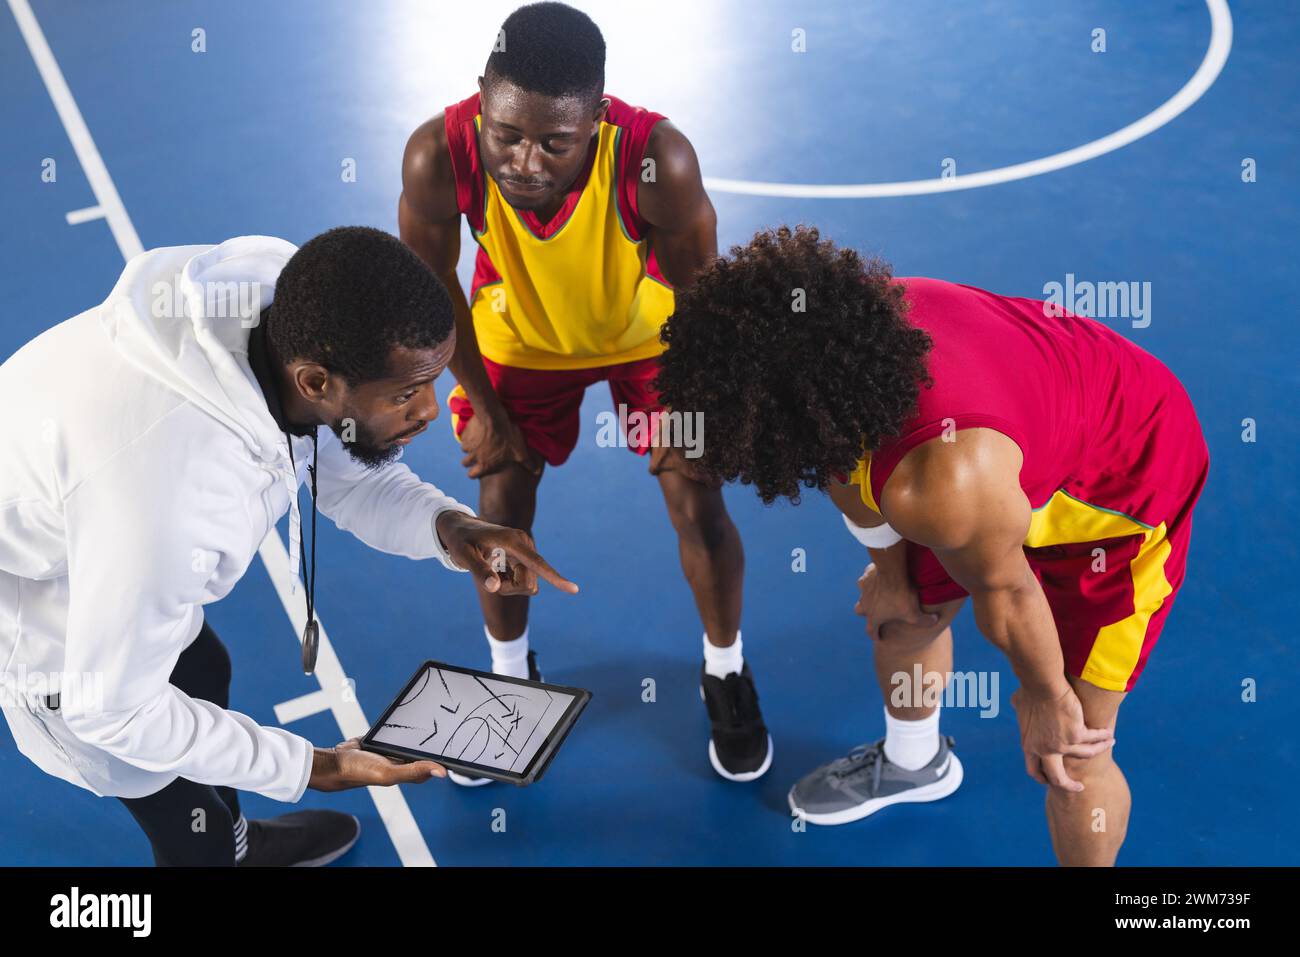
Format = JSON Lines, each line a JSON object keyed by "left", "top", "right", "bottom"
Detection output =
{"left": 435, "top": 512, "right": 579, "bottom": 595}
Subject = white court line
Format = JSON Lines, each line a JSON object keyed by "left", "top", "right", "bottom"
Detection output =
{"left": 258, "top": 539, "right": 436, "bottom": 867}
{"left": 7, "top": 0, "right": 436, "bottom": 868}
{"left": 65, "top": 204, "right": 104, "bottom": 225}
{"left": 703, "top": 0, "right": 1233, "bottom": 198}
{"left": 274, "top": 688, "right": 332, "bottom": 724}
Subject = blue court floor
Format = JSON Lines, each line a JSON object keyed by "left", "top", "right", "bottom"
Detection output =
{"left": 1, "top": 0, "right": 1295, "bottom": 865}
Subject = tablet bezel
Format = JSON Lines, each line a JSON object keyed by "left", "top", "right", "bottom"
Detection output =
{"left": 359, "top": 659, "right": 591, "bottom": 786}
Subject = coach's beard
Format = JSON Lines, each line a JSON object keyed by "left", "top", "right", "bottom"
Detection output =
{"left": 330, "top": 410, "right": 404, "bottom": 470}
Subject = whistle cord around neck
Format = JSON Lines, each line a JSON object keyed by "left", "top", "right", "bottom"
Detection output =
{"left": 285, "top": 431, "right": 320, "bottom": 633}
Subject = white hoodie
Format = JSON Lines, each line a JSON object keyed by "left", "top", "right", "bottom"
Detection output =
{"left": 0, "top": 235, "right": 473, "bottom": 802}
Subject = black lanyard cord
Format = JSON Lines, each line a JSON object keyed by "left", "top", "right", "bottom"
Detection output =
{"left": 305, "top": 433, "right": 318, "bottom": 624}
{"left": 285, "top": 431, "right": 321, "bottom": 673}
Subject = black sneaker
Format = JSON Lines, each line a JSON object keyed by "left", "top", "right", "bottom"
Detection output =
{"left": 236, "top": 810, "right": 360, "bottom": 867}
{"left": 449, "top": 651, "right": 544, "bottom": 787}
{"left": 699, "top": 661, "right": 773, "bottom": 781}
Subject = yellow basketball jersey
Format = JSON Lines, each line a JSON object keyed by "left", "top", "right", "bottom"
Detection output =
{"left": 444, "top": 92, "right": 676, "bottom": 371}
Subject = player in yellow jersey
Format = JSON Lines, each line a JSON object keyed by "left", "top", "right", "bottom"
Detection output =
{"left": 399, "top": 2, "right": 770, "bottom": 783}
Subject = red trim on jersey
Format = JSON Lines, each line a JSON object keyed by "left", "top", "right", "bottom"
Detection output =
{"left": 443, "top": 92, "right": 666, "bottom": 237}
{"left": 442, "top": 91, "right": 670, "bottom": 295}
{"left": 515, "top": 140, "right": 597, "bottom": 239}
{"left": 604, "top": 95, "right": 666, "bottom": 241}
{"left": 443, "top": 92, "right": 486, "bottom": 233}
{"left": 471, "top": 247, "right": 502, "bottom": 301}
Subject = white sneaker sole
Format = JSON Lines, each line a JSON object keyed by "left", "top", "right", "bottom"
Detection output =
{"left": 447, "top": 769, "right": 493, "bottom": 787}
{"left": 709, "top": 734, "right": 773, "bottom": 782}
{"left": 787, "top": 753, "right": 964, "bottom": 825}
{"left": 699, "top": 683, "right": 773, "bottom": 782}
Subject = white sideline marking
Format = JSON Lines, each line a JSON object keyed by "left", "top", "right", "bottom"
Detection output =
{"left": 9, "top": 0, "right": 435, "bottom": 868}
{"left": 259, "top": 537, "right": 435, "bottom": 867}
{"left": 274, "top": 689, "right": 333, "bottom": 724}
{"left": 703, "top": 0, "right": 1234, "bottom": 198}
{"left": 65, "top": 204, "right": 104, "bottom": 225}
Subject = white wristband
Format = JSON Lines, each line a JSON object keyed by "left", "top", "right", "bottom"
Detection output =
{"left": 842, "top": 512, "right": 903, "bottom": 549}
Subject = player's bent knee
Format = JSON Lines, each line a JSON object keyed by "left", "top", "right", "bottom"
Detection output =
{"left": 660, "top": 480, "right": 730, "bottom": 543}
{"left": 1057, "top": 750, "right": 1118, "bottom": 792}
{"left": 877, "top": 623, "right": 950, "bottom": 652}
{"left": 478, "top": 475, "right": 540, "bottom": 528}
{"left": 669, "top": 503, "right": 732, "bottom": 550}
{"left": 477, "top": 497, "right": 533, "bottom": 531}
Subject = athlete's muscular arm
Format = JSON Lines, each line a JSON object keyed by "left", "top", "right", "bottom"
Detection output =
{"left": 829, "top": 479, "right": 944, "bottom": 642}
{"left": 830, "top": 477, "right": 904, "bottom": 574}
{"left": 637, "top": 120, "right": 718, "bottom": 287}
{"left": 638, "top": 121, "right": 719, "bottom": 479}
{"left": 882, "top": 429, "right": 1115, "bottom": 791}
{"left": 399, "top": 118, "right": 497, "bottom": 418}
{"left": 399, "top": 118, "right": 539, "bottom": 478}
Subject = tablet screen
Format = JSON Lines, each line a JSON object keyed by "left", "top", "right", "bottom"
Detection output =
{"left": 369, "top": 664, "right": 578, "bottom": 776}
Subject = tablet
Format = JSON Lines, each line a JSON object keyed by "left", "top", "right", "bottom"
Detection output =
{"left": 360, "top": 660, "right": 592, "bottom": 786}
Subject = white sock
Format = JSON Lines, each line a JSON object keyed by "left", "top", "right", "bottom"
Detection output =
{"left": 703, "top": 630, "right": 743, "bottom": 679}
{"left": 486, "top": 625, "right": 530, "bottom": 679}
{"left": 883, "top": 705, "right": 941, "bottom": 771}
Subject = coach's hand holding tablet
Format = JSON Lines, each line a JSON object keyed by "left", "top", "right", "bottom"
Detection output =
{"left": 311, "top": 737, "right": 448, "bottom": 790}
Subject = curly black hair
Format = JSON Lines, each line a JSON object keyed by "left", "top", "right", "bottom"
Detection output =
{"left": 484, "top": 2, "right": 605, "bottom": 105}
{"left": 655, "top": 225, "right": 933, "bottom": 505}
{"left": 267, "top": 226, "right": 453, "bottom": 385}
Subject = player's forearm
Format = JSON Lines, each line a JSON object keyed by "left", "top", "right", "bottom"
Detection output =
{"left": 867, "top": 539, "right": 910, "bottom": 583}
{"left": 653, "top": 221, "right": 717, "bottom": 289}
{"left": 443, "top": 275, "right": 505, "bottom": 417}
{"left": 971, "top": 575, "right": 1071, "bottom": 697}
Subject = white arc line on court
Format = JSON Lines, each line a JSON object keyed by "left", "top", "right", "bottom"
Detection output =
{"left": 8, "top": 0, "right": 436, "bottom": 868}
{"left": 703, "top": 0, "right": 1233, "bottom": 198}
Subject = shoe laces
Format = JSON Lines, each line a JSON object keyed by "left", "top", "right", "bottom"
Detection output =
{"left": 829, "top": 738, "right": 887, "bottom": 793}
{"left": 714, "top": 671, "right": 760, "bottom": 728}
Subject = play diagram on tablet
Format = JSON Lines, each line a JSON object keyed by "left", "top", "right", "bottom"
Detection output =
{"left": 367, "top": 663, "right": 584, "bottom": 779}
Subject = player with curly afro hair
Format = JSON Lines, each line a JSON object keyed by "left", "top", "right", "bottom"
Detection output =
{"left": 656, "top": 222, "right": 1210, "bottom": 869}
{"left": 656, "top": 224, "right": 932, "bottom": 504}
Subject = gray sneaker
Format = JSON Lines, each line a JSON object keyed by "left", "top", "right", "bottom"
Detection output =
{"left": 788, "top": 735, "right": 963, "bottom": 825}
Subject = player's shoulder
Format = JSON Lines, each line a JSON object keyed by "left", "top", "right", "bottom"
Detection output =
{"left": 599, "top": 93, "right": 686, "bottom": 161}
{"left": 402, "top": 112, "right": 459, "bottom": 221}
{"left": 892, "top": 275, "right": 963, "bottom": 312}
{"left": 885, "top": 428, "right": 1022, "bottom": 520}
{"left": 644, "top": 119, "right": 694, "bottom": 165}
{"left": 637, "top": 118, "right": 706, "bottom": 214}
